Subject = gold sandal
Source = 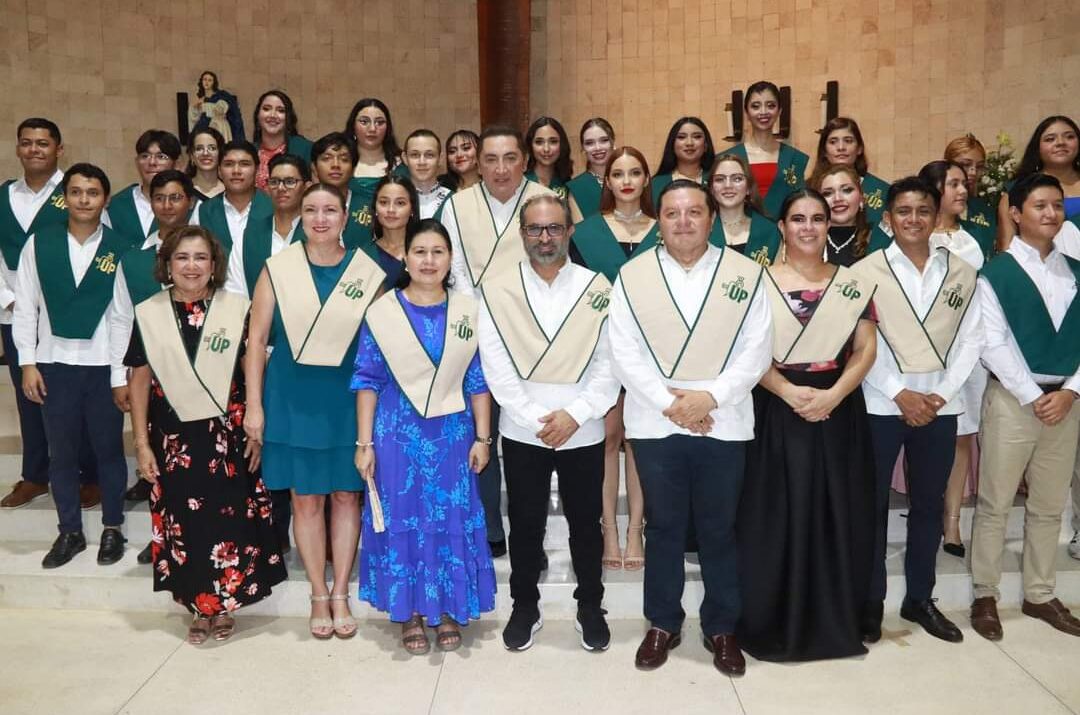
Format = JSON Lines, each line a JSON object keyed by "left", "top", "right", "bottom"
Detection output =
{"left": 401, "top": 614, "right": 430, "bottom": 655}
{"left": 309, "top": 595, "right": 334, "bottom": 640}
{"left": 601, "top": 519, "right": 623, "bottom": 570}
{"left": 330, "top": 594, "right": 358, "bottom": 639}
{"left": 623, "top": 522, "right": 645, "bottom": 571}
{"left": 187, "top": 614, "right": 211, "bottom": 645}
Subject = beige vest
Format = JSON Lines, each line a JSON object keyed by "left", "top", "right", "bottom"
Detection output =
{"left": 482, "top": 264, "right": 612, "bottom": 384}
{"left": 766, "top": 265, "right": 876, "bottom": 364}
{"left": 451, "top": 180, "right": 554, "bottom": 288}
{"left": 135, "top": 290, "right": 249, "bottom": 421}
{"left": 852, "top": 249, "right": 976, "bottom": 372}
{"left": 266, "top": 242, "right": 385, "bottom": 366}
{"left": 620, "top": 247, "right": 762, "bottom": 380}
{"left": 364, "top": 290, "right": 479, "bottom": 418}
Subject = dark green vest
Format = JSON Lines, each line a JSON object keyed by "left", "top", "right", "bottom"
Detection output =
{"left": 571, "top": 213, "right": 660, "bottom": 282}
{"left": 197, "top": 191, "right": 272, "bottom": 254}
{"left": 725, "top": 142, "right": 809, "bottom": 219}
{"left": 242, "top": 215, "right": 305, "bottom": 296}
{"left": 962, "top": 195, "right": 998, "bottom": 261}
{"left": 567, "top": 173, "right": 603, "bottom": 219}
{"left": 108, "top": 184, "right": 157, "bottom": 247}
{"left": 0, "top": 178, "right": 68, "bottom": 270}
{"left": 707, "top": 210, "right": 781, "bottom": 265}
{"left": 861, "top": 172, "right": 890, "bottom": 228}
{"left": 120, "top": 245, "right": 163, "bottom": 307}
{"left": 35, "top": 224, "right": 127, "bottom": 339}
{"left": 286, "top": 134, "right": 313, "bottom": 163}
{"left": 649, "top": 172, "right": 709, "bottom": 210}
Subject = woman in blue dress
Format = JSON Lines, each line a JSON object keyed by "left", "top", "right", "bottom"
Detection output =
{"left": 352, "top": 218, "right": 496, "bottom": 655}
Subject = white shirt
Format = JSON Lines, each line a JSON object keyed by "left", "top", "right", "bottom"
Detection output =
{"left": 978, "top": 237, "right": 1080, "bottom": 405}
{"left": 930, "top": 226, "right": 984, "bottom": 270}
{"left": 107, "top": 231, "right": 163, "bottom": 387}
{"left": 104, "top": 184, "right": 154, "bottom": 238}
{"left": 417, "top": 183, "right": 452, "bottom": 220}
{"left": 863, "top": 243, "right": 983, "bottom": 416}
{"left": 13, "top": 226, "right": 124, "bottom": 385}
{"left": 194, "top": 194, "right": 254, "bottom": 254}
{"left": 478, "top": 260, "right": 620, "bottom": 450}
{"left": 607, "top": 244, "right": 773, "bottom": 441}
{"left": 0, "top": 170, "right": 65, "bottom": 324}
{"left": 1055, "top": 221, "right": 1080, "bottom": 259}
{"left": 443, "top": 179, "right": 528, "bottom": 297}
{"left": 224, "top": 215, "right": 299, "bottom": 296}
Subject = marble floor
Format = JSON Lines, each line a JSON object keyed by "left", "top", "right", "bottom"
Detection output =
{"left": 2, "top": 606, "right": 1079, "bottom": 715}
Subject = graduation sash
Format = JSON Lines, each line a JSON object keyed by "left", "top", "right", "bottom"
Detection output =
{"left": 571, "top": 213, "right": 659, "bottom": 281}
{"left": 135, "top": 290, "right": 249, "bottom": 421}
{"left": 0, "top": 179, "right": 68, "bottom": 270}
{"left": 365, "top": 290, "right": 479, "bottom": 417}
{"left": 197, "top": 191, "right": 272, "bottom": 254}
{"left": 980, "top": 252, "right": 1080, "bottom": 376}
{"left": 266, "top": 242, "right": 385, "bottom": 366}
{"left": 852, "top": 249, "right": 975, "bottom": 373}
{"left": 286, "top": 134, "right": 313, "bottom": 163}
{"left": 242, "top": 215, "right": 304, "bottom": 296}
{"left": 451, "top": 180, "right": 553, "bottom": 288}
{"left": 620, "top": 246, "right": 762, "bottom": 380}
{"left": 35, "top": 224, "right": 127, "bottom": 339}
{"left": 120, "top": 245, "right": 163, "bottom": 307}
{"left": 107, "top": 184, "right": 157, "bottom": 246}
{"left": 566, "top": 173, "right": 602, "bottom": 219}
{"left": 343, "top": 165, "right": 410, "bottom": 252}
{"left": 726, "top": 142, "right": 809, "bottom": 218}
{"left": 861, "top": 172, "right": 890, "bottom": 227}
{"left": 649, "top": 171, "right": 708, "bottom": 208}
{"left": 482, "top": 265, "right": 611, "bottom": 384}
{"left": 525, "top": 172, "right": 569, "bottom": 202}
{"left": 707, "top": 210, "right": 781, "bottom": 266}
{"left": 961, "top": 195, "right": 997, "bottom": 261}
{"left": 765, "top": 265, "right": 875, "bottom": 364}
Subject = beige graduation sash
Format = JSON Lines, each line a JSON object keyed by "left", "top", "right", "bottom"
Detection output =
{"left": 482, "top": 265, "right": 612, "bottom": 384}
{"left": 766, "top": 265, "right": 876, "bottom": 364}
{"left": 452, "top": 181, "right": 554, "bottom": 287}
{"left": 851, "top": 249, "right": 976, "bottom": 373}
{"left": 135, "top": 290, "right": 249, "bottom": 421}
{"left": 364, "top": 290, "right": 479, "bottom": 418}
{"left": 266, "top": 242, "right": 385, "bottom": 366}
{"left": 620, "top": 247, "right": 762, "bottom": 380}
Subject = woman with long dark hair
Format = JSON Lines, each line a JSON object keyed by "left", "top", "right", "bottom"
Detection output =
{"left": 189, "top": 71, "right": 245, "bottom": 143}
{"left": 369, "top": 174, "right": 420, "bottom": 288}
{"left": 525, "top": 116, "right": 572, "bottom": 200}
{"left": 651, "top": 116, "right": 716, "bottom": 206}
{"left": 441, "top": 129, "right": 481, "bottom": 192}
{"left": 251, "top": 90, "right": 312, "bottom": 191}
{"left": 184, "top": 126, "right": 226, "bottom": 202}
{"left": 811, "top": 164, "right": 874, "bottom": 266}
{"left": 706, "top": 152, "right": 780, "bottom": 264}
{"left": 566, "top": 117, "right": 615, "bottom": 221}
{"left": 809, "top": 117, "right": 890, "bottom": 227}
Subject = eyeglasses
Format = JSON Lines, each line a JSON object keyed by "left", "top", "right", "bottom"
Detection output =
{"left": 151, "top": 193, "right": 187, "bottom": 205}
{"left": 356, "top": 117, "right": 387, "bottom": 128}
{"left": 138, "top": 152, "right": 170, "bottom": 163}
{"left": 193, "top": 145, "right": 218, "bottom": 155}
{"left": 711, "top": 174, "right": 747, "bottom": 186}
{"left": 267, "top": 177, "right": 302, "bottom": 189}
{"left": 523, "top": 223, "right": 567, "bottom": 238}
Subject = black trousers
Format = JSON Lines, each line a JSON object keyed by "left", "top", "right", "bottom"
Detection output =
{"left": 502, "top": 438, "right": 604, "bottom": 609}
{"left": 479, "top": 403, "right": 505, "bottom": 542}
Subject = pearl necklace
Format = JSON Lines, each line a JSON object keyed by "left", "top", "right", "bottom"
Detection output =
{"left": 613, "top": 208, "right": 644, "bottom": 221}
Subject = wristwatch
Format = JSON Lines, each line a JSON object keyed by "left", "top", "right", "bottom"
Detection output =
{"left": 474, "top": 436, "right": 493, "bottom": 445}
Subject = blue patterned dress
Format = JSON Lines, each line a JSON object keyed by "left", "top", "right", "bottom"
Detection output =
{"left": 350, "top": 294, "right": 497, "bottom": 624}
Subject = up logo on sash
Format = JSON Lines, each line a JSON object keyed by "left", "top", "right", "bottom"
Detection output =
{"left": 203, "top": 327, "right": 231, "bottom": 354}
{"left": 352, "top": 205, "right": 372, "bottom": 227}
{"left": 864, "top": 189, "right": 884, "bottom": 211}
{"left": 94, "top": 251, "right": 117, "bottom": 275}
{"left": 749, "top": 246, "right": 771, "bottom": 266}
{"left": 942, "top": 283, "right": 966, "bottom": 310}
{"left": 721, "top": 275, "right": 750, "bottom": 303}
{"left": 970, "top": 212, "right": 991, "bottom": 228}
{"left": 449, "top": 314, "right": 474, "bottom": 341}
{"left": 338, "top": 278, "right": 366, "bottom": 300}
{"left": 586, "top": 287, "right": 611, "bottom": 312}
{"left": 833, "top": 279, "right": 863, "bottom": 300}
{"left": 49, "top": 193, "right": 66, "bottom": 210}
{"left": 783, "top": 166, "right": 799, "bottom": 187}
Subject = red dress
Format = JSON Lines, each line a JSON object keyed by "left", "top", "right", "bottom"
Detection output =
{"left": 750, "top": 161, "right": 778, "bottom": 198}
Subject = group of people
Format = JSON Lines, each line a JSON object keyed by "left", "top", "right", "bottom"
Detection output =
{"left": 2, "top": 78, "right": 1079, "bottom": 674}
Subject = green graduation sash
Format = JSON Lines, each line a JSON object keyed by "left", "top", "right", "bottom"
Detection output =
{"left": 0, "top": 178, "right": 68, "bottom": 270}
{"left": 343, "top": 165, "right": 410, "bottom": 252}
{"left": 286, "top": 134, "right": 313, "bottom": 163}
{"left": 726, "top": 142, "right": 809, "bottom": 218}
{"left": 648, "top": 171, "right": 708, "bottom": 210}
{"left": 35, "top": 224, "right": 127, "bottom": 339}
{"left": 567, "top": 173, "right": 602, "bottom": 220}
{"left": 120, "top": 245, "right": 163, "bottom": 307}
{"left": 525, "top": 172, "right": 569, "bottom": 201}
{"left": 571, "top": 213, "right": 659, "bottom": 281}
{"left": 707, "top": 210, "right": 780, "bottom": 266}
{"left": 861, "top": 172, "right": 890, "bottom": 228}
{"left": 107, "top": 184, "right": 157, "bottom": 246}
{"left": 242, "top": 215, "right": 304, "bottom": 296}
{"left": 197, "top": 191, "right": 272, "bottom": 254}
{"left": 980, "top": 252, "right": 1080, "bottom": 376}
{"left": 961, "top": 195, "right": 997, "bottom": 261}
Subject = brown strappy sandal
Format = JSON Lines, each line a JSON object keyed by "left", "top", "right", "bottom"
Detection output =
{"left": 401, "top": 614, "right": 430, "bottom": 655}
{"left": 436, "top": 614, "right": 462, "bottom": 652}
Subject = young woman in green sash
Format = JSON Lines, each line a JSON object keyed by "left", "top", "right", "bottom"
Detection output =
{"left": 566, "top": 118, "right": 615, "bottom": 222}
{"left": 727, "top": 81, "right": 809, "bottom": 220}
{"left": 706, "top": 152, "right": 780, "bottom": 264}
{"left": 651, "top": 117, "right": 716, "bottom": 207}
{"left": 525, "top": 117, "right": 572, "bottom": 200}
{"left": 809, "top": 117, "right": 890, "bottom": 227}
{"left": 570, "top": 145, "right": 655, "bottom": 570}
{"left": 184, "top": 127, "right": 225, "bottom": 202}
{"left": 442, "top": 129, "right": 481, "bottom": 192}
{"left": 944, "top": 134, "right": 997, "bottom": 257}
{"left": 127, "top": 226, "right": 285, "bottom": 644}
{"left": 811, "top": 165, "right": 874, "bottom": 266}
{"left": 251, "top": 90, "right": 312, "bottom": 192}
{"left": 346, "top": 98, "right": 403, "bottom": 179}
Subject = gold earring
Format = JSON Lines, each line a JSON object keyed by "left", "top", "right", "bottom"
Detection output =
{"left": 779, "top": 241, "right": 787, "bottom": 264}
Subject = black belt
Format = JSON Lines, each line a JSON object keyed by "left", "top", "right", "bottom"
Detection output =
{"left": 987, "top": 372, "right": 1064, "bottom": 394}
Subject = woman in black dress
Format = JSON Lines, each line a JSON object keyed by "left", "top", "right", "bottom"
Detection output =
{"left": 811, "top": 164, "right": 874, "bottom": 266}
{"left": 737, "top": 189, "right": 878, "bottom": 662}
{"left": 128, "top": 226, "right": 286, "bottom": 644}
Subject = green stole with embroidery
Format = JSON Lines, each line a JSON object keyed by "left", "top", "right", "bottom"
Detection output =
{"left": 567, "top": 172, "right": 602, "bottom": 219}
{"left": 726, "top": 142, "right": 809, "bottom": 218}
{"left": 861, "top": 172, "right": 890, "bottom": 228}
{"left": 525, "top": 172, "right": 569, "bottom": 202}
{"left": 0, "top": 178, "right": 68, "bottom": 270}
{"left": 198, "top": 191, "right": 271, "bottom": 254}
{"left": 35, "top": 224, "right": 127, "bottom": 338}
{"left": 120, "top": 245, "right": 163, "bottom": 307}
{"left": 571, "top": 213, "right": 660, "bottom": 282}
{"left": 961, "top": 195, "right": 997, "bottom": 261}
{"left": 707, "top": 210, "right": 780, "bottom": 265}
{"left": 344, "top": 165, "right": 409, "bottom": 252}
{"left": 108, "top": 184, "right": 157, "bottom": 246}
{"left": 648, "top": 171, "right": 709, "bottom": 209}
{"left": 243, "top": 215, "right": 305, "bottom": 296}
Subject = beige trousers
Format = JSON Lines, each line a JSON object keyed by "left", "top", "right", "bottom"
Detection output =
{"left": 971, "top": 380, "right": 1080, "bottom": 603}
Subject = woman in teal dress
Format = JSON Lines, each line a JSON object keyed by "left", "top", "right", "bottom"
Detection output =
{"left": 651, "top": 116, "right": 716, "bottom": 206}
{"left": 353, "top": 219, "right": 495, "bottom": 655}
{"left": 525, "top": 116, "right": 572, "bottom": 200}
{"left": 566, "top": 117, "right": 615, "bottom": 221}
{"left": 251, "top": 90, "right": 312, "bottom": 191}
{"left": 727, "top": 80, "right": 809, "bottom": 219}
{"left": 809, "top": 117, "right": 890, "bottom": 228}
{"left": 245, "top": 183, "right": 385, "bottom": 641}
{"left": 344, "top": 98, "right": 409, "bottom": 244}
{"left": 944, "top": 134, "right": 997, "bottom": 258}
{"left": 707, "top": 152, "right": 781, "bottom": 264}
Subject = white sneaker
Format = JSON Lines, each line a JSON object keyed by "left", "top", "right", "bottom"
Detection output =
{"left": 1069, "top": 531, "right": 1080, "bottom": 561}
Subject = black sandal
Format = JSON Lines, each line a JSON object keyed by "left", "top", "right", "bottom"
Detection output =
{"left": 401, "top": 615, "right": 430, "bottom": 655}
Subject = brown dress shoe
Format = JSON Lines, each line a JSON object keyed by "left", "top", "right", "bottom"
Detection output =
{"left": 704, "top": 634, "right": 746, "bottom": 677}
{"left": 970, "top": 597, "right": 1003, "bottom": 641}
{"left": 1, "top": 480, "right": 49, "bottom": 509}
{"left": 79, "top": 484, "right": 101, "bottom": 509}
{"left": 1021, "top": 599, "right": 1080, "bottom": 637}
{"left": 634, "top": 627, "right": 681, "bottom": 670}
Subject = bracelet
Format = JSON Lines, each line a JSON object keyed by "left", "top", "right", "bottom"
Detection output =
{"left": 474, "top": 436, "right": 493, "bottom": 446}
{"left": 355, "top": 440, "right": 374, "bottom": 448}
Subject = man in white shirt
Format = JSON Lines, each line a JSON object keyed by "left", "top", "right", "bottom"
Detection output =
{"left": 106, "top": 129, "right": 181, "bottom": 244}
{"left": 608, "top": 180, "right": 772, "bottom": 676}
{"left": 402, "top": 129, "right": 452, "bottom": 220}
{"left": 14, "top": 164, "right": 129, "bottom": 569}
{"left": 479, "top": 195, "right": 619, "bottom": 652}
{"left": 193, "top": 140, "right": 270, "bottom": 258}
{"left": 856, "top": 177, "right": 982, "bottom": 644}
{"left": 970, "top": 174, "right": 1080, "bottom": 640}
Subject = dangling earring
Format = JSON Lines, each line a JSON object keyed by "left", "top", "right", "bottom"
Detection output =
{"left": 779, "top": 241, "right": 787, "bottom": 264}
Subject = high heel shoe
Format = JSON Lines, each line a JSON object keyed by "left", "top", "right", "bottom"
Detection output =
{"left": 601, "top": 519, "right": 623, "bottom": 569}
{"left": 623, "top": 522, "right": 645, "bottom": 571}
{"left": 942, "top": 514, "right": 965, "bottom": 558}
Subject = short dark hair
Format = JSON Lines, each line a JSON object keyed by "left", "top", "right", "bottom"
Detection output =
{"left": 394, "top": 218, "right": 454, "bottom": 291}
{"left": 268, "top": 152, "right": 312, "bottom": 182}
{"left": 149, "top": 169, "right": 194, "bottom": 199}
{"left": 154, "top": 226, "right": 227, "bottom": 287}
{"left": 220, "top": 139, "right": 259, "bottom": 165}
{"left": 371, "top": 175, "right": 420, "bottom": 240}
{"left": 62, "top": 163, "right": 111, "bottom": 197}
{"left": 657, "top": 178, "right": 717, "bottom": 216}
{"left": 252, "top": 90, "right": 300, "bottom": 145}
{"left": 404, "top": 129, "right": 442, "bottom": 154}
{"left": 344, "top": 98, "right": 402, "bottom": 166}
{"left": 17, "top": 117, "right": 61, "bottom": 144}
{"left": 885, "top": 176, "right": 940, "bottom": 212}
{"left": 479, "top": 125, "right": 526, "bottom": 156}
{"left": 135, "top": 130, "right": 182, "bottom": 160}
{"left": 744, "top": 80, "right": 781, "bottom": 109}
{"left": 1008, "top": 173, "right": 1064, "bottom": 210}
{"left": 917, "top": 160, "right": 966, "bottom": 196}
{"left": 519, "top": 194, "right": 572, "bottom": 229}
{"left": 310, "top": 132, "right": 359, "bottom": 166}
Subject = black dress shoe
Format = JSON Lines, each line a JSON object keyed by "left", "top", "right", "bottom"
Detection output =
{"left": 488, "top": 539, "right": 507, "bottom": 558}
{"left": 861, "top": 601, "right": 884, "bottom": 643}
{"left": 900, "top": 598, "right": 963, "bottom": 643}
{"left": 42, "top": 531, "right": 87, "bottom": 569}
{"left": 136, "top": 541, "right": 153, "bottom": 564}
{"left": 97, "top": 528, "right": 127, "bottom": 565}
{"left": 942, "top": 541, "right": 966, "bottom": 558}
{"left": 125, "top": 479, "right": 152, "bottom": 502}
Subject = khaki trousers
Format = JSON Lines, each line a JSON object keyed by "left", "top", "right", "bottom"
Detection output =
{"left": 971, "top": 380, "right": 1080, "bottom": 603}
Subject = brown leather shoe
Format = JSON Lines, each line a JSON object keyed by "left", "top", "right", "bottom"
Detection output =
{"left": 634, "top": 627, "right": 681, "bottom": 670}
{"left": 1, "top": 480, "right": 49, "bottom": 509}
{"left": 79, "top": 484, "right": 101, "bottom": 509}
{"left": 970, "top": 597, "right": 1003, "bottom": 641}
{"left": 704, "top": 633, "right": 746, "bottom": 677}
{"left": 1021, "top": 598, "right": 1080, "bottom": 637}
